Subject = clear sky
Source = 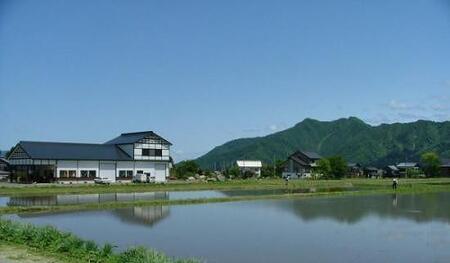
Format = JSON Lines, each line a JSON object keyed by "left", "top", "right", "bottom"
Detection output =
{"left": 1, "top": 0, "right": 449, "bottom": 160}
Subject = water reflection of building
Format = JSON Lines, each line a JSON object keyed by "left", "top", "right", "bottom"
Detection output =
{"left": 7, "top": 192, "right": 169, "bottom": 206}
{"left": 112, "top": 206, "right": 170, "bottom": 226}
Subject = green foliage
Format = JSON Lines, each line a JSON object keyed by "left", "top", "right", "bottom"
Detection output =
{"left": 195, "top": 117, "right": 450, "bottom": 169}
{"left": 0, "top": 219, "right": 197, "bottom": 263}
{"left": 224, "top": 165, "right": 240, "bottom": 179}
{"left": 421, "top": 152, "right": 441, "bottom": 177}
{"left": 327, "top": 156, "right": 348, "bottom": 179}
{"left": 172, "top": 160, "right": 200, "bottom": 179}
{"left": 261, "top": 160, "right": 283, "bottom": 178}
{"left": 316, "top": 159, "right": 331, "bottom": 178}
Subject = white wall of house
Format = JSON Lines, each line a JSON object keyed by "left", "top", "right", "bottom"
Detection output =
{"left": 56, "top": 160, "right": 78, "bottom": 178}
{"left": 28, "top": 159, "right": 169, "bottom": 183}
{"left": 133, "top": 142, "right": 170, "bottom": 161}
{"left": 99, "top": 161, "right": 116, "bottom": 182}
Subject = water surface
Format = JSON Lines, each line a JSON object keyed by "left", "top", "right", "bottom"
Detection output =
{"left": 5, "top": 192, "right": 450, "bottom": 263}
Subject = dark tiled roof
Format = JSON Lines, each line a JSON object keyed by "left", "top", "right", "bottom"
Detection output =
{"left": 441, "top": 159, "right": 450, "bottom": 167}
{"left": 396, "top": 162, "right": 419, "bottom": 168}
{"left": 299, "top": 150, "right": 321, "bottom": 160}
{"left": 18, "top": 141, "right": 132, "bottom": 161}
{"left": 290, "top": 155, "right": 309, "bottom": 166}
{"left": 105, "top": 131, "right": 172, "bottom": 145}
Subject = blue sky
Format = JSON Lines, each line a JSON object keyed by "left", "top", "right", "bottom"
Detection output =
{"left": 1, "top": 0, "right": 449, "bottom": 160}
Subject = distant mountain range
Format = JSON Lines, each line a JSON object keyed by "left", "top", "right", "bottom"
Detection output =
{"left": 195, "top": 117, "right": 450, "bottom": 169}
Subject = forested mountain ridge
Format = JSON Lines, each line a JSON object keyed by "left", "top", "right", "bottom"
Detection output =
{"left": 195, "top": 117, "right": 450, "bottom": 169}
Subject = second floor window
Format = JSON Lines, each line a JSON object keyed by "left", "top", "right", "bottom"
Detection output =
{"left": 141, "top": 149, "right": 163, "bottom": 157}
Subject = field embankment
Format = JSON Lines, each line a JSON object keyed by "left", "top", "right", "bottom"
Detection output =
{"left": 1, "top": 178, "right": 449, "bottom": 215}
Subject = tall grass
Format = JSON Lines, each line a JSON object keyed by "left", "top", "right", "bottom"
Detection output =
{"left": 0, "top": 219, "right": 198, "bottom": 263}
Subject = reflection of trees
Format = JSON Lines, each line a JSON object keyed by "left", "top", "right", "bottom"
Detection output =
{"left": 279, "top": 193, "right": 450, "bottom": 224}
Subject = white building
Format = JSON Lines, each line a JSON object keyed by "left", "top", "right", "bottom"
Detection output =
{"left": 7, "top": 131, "right": 172, "bottom": 183}
{"left": 236, "top": 160, "right": 262, "bottom": 177}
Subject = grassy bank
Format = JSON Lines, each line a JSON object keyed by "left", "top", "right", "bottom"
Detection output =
{"left": 0, "top": 219, "right": 197, "bottom": 263}
{"left": 1, "top": 178, "right": 449, "bottom": 196}
{"left": 1, "top": 178, "right": 449, "bottom": 215}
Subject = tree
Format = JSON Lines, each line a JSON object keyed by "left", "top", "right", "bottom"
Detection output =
{"left": 260, "top": 160, "right": 284, "bottom": 178}
{"left": 316, "top": 158, "right": 331, "bottom": 179}
{"left": 173, "top": 160, "right": 200, "bottom": 179}
{"left": 224, "top": 165, "right": 240, "bottom": 179}
{"left": 421, "top": 152, "right": 441, "bottom": 177}
{"left": 328, "top": 156, "right": 348, "bottom": 179}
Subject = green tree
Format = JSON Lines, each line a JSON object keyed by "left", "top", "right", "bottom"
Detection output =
{"left": 316, "top": 158, "right": 331, "bottom": 179}
{"left": 421, "top": 152, "right": 441, "bottom": 177}
{"left": 260, "top": 160, "right": 284, "bottom": 178}
{"left": 328, "top": 156, "right": 348, "bottom": 179}
{"left": 225, "top": 165, "right": 240, "bottom": 179}
{"left": 173, "top": 160, "right": 200, "bottom": 179}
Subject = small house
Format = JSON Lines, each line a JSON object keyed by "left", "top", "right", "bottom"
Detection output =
{"left": 384, "top": 165, "right": 400, "bottom": 178}
{"left": 282, "top": 150, "right": 321, "bottom": 179}
{"left": 363, "top": 167, "right": 382, "bottom": 178}
{"left": 396, "top": 162, "right": 420, "bottom": 177}
{"left": 0, "top": 158, "right": 10, "bottom": 181}
{"left": 236, "top": 160, "right": 262, "bottom": 177}
{"left": 440, "top": 159, "right": 450, "bottom": 177}
{"left": 347, "top": 163, "right": 363, "bottom": 177}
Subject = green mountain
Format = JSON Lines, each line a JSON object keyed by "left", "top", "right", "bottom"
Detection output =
{"left": 195, "top": 117, "right": 450, "bottom": 169}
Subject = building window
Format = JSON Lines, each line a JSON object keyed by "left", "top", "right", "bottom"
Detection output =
{"left": 118, "top": 170, "right": 133, "bottom": 178}
{"left": 80, "top": 170, "right": 96, "bottom": 179}
{"left": 142, "top": 149, "right": 150, "bottom": 156}
{"left": 136, "top": 170, "right": 144, "bottom": 174}
{"left": 155, "top": 149, "right": 162, "bottom": 156}
{"left": 59, "top": 170, "right": 77, "bottom": 178}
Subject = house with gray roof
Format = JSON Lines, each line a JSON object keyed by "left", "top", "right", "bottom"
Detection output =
{"left": 440, "top": 159, "right": 450, "bottom": 177}
{"left": 0, "top": 158, "right": 10, "bottom": 181}
{"left": 7, "top": 131, "right": 172, "bottom": 183}
{"left": 282, "top": 150, "right": 322, "bottom": 179}
{"left": 396, "top": 162, "right": 420, "bottom": 177}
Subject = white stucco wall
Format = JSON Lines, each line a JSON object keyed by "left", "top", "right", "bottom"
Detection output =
{"left": 56, "top": 160, "right": 78, "bottom": 178}
{"left": 53, "top": 160, "right": 168, "bottom": 182}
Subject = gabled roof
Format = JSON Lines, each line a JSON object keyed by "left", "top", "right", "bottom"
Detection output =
{"left": 441, "top": 159, "right": 450, "bottom": 167}
{"left": 387, "top": 165, "right": 399, "bottom": 171}
{"left": 15, "top": 141, "right": 132, "bottom": 161}
{"left": 236, "top": 160, "right": 262, "bottom": 168}
{"left": 299, "top": 150, "right": 321, "bottom": 160}
{"left": 105, "top": 131, "right": 172, "bottom": 145}
{"left": 348, "top": 163, "right": 361, "bottom": 168}
{"left": 396, "top": 162, "right": 419, "bottom": 168}
{"left": 289, "top": 155, "right": 309, "bottom": 166}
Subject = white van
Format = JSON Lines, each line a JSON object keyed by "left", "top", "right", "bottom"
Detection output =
{"left": 133, "top": 172, "right": 155, "bottom": 183}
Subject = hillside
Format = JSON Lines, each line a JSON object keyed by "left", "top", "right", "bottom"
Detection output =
{"left": 195, "top": 117, "right": 450, "bottom": 169}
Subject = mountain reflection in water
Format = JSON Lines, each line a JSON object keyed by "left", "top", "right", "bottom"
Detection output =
{"left": 277, "top": 192, "right": 450, "bottom": 224}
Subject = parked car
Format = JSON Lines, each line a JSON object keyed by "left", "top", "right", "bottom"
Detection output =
{"left": 133, "top": 172, "right": 156, "bottom": 183}
{"left": 94, "top": 177, "right": 113, "bottom": 184}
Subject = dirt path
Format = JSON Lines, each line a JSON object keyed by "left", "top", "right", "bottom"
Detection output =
{"left": 0, "top": 243, "right": 63, "bottom": 263}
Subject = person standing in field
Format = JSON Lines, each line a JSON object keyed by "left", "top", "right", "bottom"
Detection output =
{"left": 392, "top": 178, "right": 398, "bottom": 190}
{"left": 285, "top": 175, "right": 290, "bottom": 186}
